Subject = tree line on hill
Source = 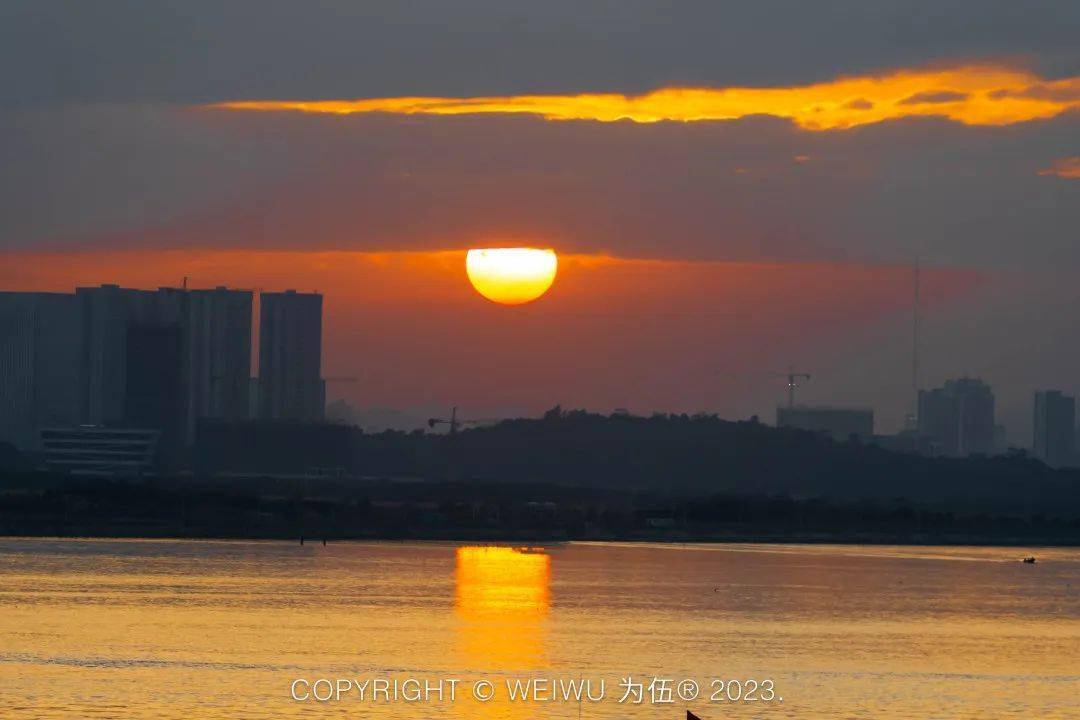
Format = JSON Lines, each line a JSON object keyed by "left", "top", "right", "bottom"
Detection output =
{"left": 192, "top": 407, "right": 1080, "bottom": 518}
{"left": 4, "top": 407, "right": 1079, "bottom": 521}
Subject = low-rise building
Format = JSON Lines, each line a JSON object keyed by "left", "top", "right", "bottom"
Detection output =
{"left": 41, "top": 426, "right": 160, "bottom": 477}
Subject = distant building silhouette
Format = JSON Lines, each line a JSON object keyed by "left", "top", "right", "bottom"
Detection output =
{"left": 776, "top": 405, "right": 873, "bottom": 441}
{"left": 124, "top": 321, "right": 184, "bottom": 449}
{"left": 1033, "top": 390, "right": 1075, "bottom": 468}
{"left": 77, "top": 284, "right": 178, "bottom": 428}
{"left": 77, "top": 284, "right": 252, "bottom": 448}
{"left": 258, "top": 290, "right": 324, "bottom": 421}
{"left": 41, "top": 426, "right": 160, "bottom": 477}
{"left": 184, "top": 288, "right": 253, "bottom": 437}
{"left": 918, "top": 377, "right": 995, "bottom": 456}
{"left": 993, "top": 424, "right": 1008, "bottom": 456}
{"left": 0, "top": 284, "right": 253, "bottom": 459}
{"left": 0, "top": 292, "right": 82, "bottom": 449}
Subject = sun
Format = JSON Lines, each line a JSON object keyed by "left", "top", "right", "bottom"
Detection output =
{"left": 465, "top": 248, "right": 558, "bottom": 305}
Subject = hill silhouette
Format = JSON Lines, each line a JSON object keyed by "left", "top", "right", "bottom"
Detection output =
{"left": 349, "top": 408, "right": 1079, "bottom": 517}
{"left": 5, "top": 409, "right": 1079, "bottom": 541}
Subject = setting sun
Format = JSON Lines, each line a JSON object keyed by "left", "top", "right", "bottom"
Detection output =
{"left": 465, "top": 248, "right": 558, "bottom": 305}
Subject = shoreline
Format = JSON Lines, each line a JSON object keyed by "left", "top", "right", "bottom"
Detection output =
{"left": 3, "top": 530, "right": 1077, "bottom": 548}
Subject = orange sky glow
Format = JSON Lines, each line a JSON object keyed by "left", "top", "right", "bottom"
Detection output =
{"left": 214, "top": 64, "right": 1079, "bottom": 130}
{"left": 0, "top": 248, "right": 982, "bottom": 422}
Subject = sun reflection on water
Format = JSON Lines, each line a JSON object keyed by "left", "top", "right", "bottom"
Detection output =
{"left": 455, "top": 546, "right": 550, "bottom": 665}
{"left": 454, "top": 546, "right": 552, "bottom": 719}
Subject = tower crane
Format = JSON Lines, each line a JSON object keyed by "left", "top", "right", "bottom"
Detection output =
{"left": 426, "top": 407, "right": 494, "bottom": 482}
{"left": 773, "top": 367, "right": 811, "bottom": 408}
{"left": 427, "top": 406, "right": 484, "bottom": 435}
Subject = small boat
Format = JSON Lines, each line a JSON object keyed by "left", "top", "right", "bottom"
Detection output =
{"left": 1022, "top": 556, "right": 1036, "bottom": 564}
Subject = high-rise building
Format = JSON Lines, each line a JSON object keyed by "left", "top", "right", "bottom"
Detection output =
{"left": 185, "top": 287, "right": 253, "bottom": 438}
{"left": 0, "top": 292, "right": 82, "bottom": 450}
{"left": 124, "top": 322, "right": 184, "bottom": 449}
{"left": 776, "top": 406, "right": 874, "bottom": 441}
{"left": 0, "top": 284, "right": 253, "bottom": 454}
{"left": 1033, "top": 390, "right": 1075, "bottom": 468}
{"left": 75, "top": 284, "right": 186, "bottom": 428}
{"left": 258, "top": 290, "right": 324, "bottom": 421}
{"left": 76, "top": 284, "right": 253, "bottom": 444}
{"left": 917, "top": 377, "right": 995, "bottom": 456}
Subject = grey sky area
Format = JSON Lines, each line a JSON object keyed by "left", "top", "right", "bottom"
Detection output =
{"left": 1, "top": 1, "right": 1077, "bottom": 104}
{"left": 3, "top": 108, "right": 1076, "bottom": 268}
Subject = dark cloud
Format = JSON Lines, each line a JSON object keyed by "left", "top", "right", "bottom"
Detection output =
{"left": 845, "top": 98, "right": 875, "bottom": 110}
{"left": 898, "top": 90, "right": 969, "bottom": 105}
{"left": 2, "top": 106, "right": 1077, "bottom": 272}
{"left": 989, "top": 84, "right": 1080, "bottom": 102}
{"left": 1, "top": 1, "right": 1077, "bottom": 105}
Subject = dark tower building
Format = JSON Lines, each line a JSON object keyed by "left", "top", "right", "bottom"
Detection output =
{"left": 1033, "top": 390, "right": 1075, "bottom": 468}
{"left": 124, "top": 322, "right": 184, "bottom": 454}
{"left": 0, "top": 284, "right": 253, "bottom": 462}
{"left": 185, "top": 287, "right": 253, "bottom": 439}
{"left": 0, "top": 292, "right": 82, "bottom": 450}
{"left": 76, "top": 284, "right": 252, "bottom": 445}
{"left": 258, "top": 290, "right": 324, "bottom": 421}
{"left": 918, "top": 378, "right": 995, "bottom": 457}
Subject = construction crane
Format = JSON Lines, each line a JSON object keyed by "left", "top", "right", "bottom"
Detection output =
{"left": 426, "top": 406, "right": 489, "bottom": 482}
{"left": 773, "top": 367, "right": 811, "bottom": 408}
{"left": 427, "top": 406, "right": 485, "bottom": 435}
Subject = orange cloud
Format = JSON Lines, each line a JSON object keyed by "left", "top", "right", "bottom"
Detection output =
{"left": 214, "top": 64, "right": 1079, "bottom": 130}
{"left": 1037, "top": 156, "right": 1080, "bottom": 179}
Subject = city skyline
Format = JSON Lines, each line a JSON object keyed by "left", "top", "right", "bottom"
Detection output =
{"left": 3, "top": 276, "right": 1077, "bottom": 466}
{"left": 2, "top": 265, "right": 1075, "bottom": 446}
{"left": 0, "top": 283, "right": 326, "bottom": 461}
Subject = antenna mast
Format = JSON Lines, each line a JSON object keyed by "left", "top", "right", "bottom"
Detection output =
{"left": 911, "top": 257, "right": 920, "bottom": 426}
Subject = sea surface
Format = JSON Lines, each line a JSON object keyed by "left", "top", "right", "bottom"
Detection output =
{"left": 1, "top": 539, "right": 1078, "bottom": 719}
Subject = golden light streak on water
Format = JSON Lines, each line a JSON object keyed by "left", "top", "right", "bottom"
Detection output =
{"left": 454, "top": 546, "right": 551, "bottom": 720}
{"left": 1, "top": 540, "right": 1079, "bottom": 719}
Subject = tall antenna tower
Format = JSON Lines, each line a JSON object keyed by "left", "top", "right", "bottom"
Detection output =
{"left": 909, "top": 257, "right": 921, "bottom": 430}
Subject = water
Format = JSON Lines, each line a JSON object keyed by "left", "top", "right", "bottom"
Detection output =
{"left": 1, "top": 539, "right": 1078, "bottom": 719}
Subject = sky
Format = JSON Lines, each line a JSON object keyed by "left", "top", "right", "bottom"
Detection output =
{"left": 1, "top": 1, "right": 1078, "bottom": 439}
